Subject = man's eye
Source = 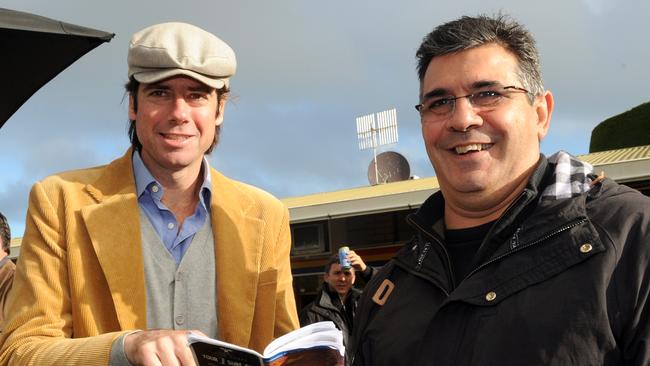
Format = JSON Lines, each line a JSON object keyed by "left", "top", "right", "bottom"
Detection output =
{"left": 148, "top": 90, "right": 167, "bottom": 97}
{"left": 472, "top": 90, "right": 502, "bottom": 104}
{"left": 471, "top": 90, "right": 503, "bottom": 106}
{"left": 477, "top": 90, "right": 501, "bottom": 97}
{"left": 188, "top": 93, "right": 208, "bottom": 100}
{"left": 428, "top": 98, "right": 453, "bottom": 110}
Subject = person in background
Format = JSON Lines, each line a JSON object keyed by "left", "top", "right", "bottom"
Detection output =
{"left": 300, "top": 250, "right": 373, "bottom": 365}
{"left": 351, "top": 13, "right": 650, "bottom": 366}
{"left": 0, "top": 212, "right": 15, "bottom": 321}
{"left": 0, "top": 22, "right": 298, "bottom": 366}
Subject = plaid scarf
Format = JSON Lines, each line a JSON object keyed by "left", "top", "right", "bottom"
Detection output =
{"left": 540, "top": 151, "right": 594, "bottom": 200}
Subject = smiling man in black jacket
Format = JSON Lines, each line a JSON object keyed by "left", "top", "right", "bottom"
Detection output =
{"left": 350, "top": 14, "right": 650, "bottom": 366}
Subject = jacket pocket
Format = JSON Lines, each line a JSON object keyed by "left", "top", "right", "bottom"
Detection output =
{"left": 251, "top": 269, "right": 279, "bottom": 349}
{"left": 258, "top": 269, "right": 278, "bottom": 286}
{"left": 451, "top": 220, "right": 604, "bottom": 306}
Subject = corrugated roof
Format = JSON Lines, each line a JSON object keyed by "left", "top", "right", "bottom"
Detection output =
{"left": 578, "top": 145, "right": 650, "bottom": 165}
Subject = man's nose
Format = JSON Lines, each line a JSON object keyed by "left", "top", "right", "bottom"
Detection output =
{"left": 170, "top": 97, "right": 190, "bottom": 123}
{"left": 445, "top": 97, "right": 483, "bottom": 132}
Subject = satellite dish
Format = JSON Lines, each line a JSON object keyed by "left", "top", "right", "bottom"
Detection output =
{"left": 368, "top": 151, "right": 410, "bottom": 185}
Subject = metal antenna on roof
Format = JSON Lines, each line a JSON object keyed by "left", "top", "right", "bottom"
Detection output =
{"left": 356, "top": 108, "right": 398, "bottom": 185}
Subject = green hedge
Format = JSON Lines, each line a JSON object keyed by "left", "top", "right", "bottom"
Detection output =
{"left": 590, "top": 101, "right": 650, "bottom": 153}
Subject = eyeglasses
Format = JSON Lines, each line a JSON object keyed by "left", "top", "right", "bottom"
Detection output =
{"left": 415, "top": 85, "right": 531, "bottom": 122}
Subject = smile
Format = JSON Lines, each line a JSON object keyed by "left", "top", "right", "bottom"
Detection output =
{"left": 161, "top": 133, "right": 192, "bottom": 141}
{"left": 453, "top": 143, "right": 493, "bottom": 155}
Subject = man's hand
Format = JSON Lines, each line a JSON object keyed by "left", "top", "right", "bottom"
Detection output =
{"left": 347, "top": 250, "right": 367, "bottom": 272}
{"left": 124, "top": 329, "right": 204, "bottom": 366}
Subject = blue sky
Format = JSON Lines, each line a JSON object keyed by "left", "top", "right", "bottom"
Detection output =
{"left": 1, "top": 0, "right": 649, "bottom": 237}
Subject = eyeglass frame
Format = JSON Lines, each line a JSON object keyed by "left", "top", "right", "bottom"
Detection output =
{"left": 415, "top": 85, "right": 532, "bottom": 121}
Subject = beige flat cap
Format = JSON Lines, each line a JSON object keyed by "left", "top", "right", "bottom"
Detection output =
{"left": 128, "top": 22, "right": 236, "bottom": 88}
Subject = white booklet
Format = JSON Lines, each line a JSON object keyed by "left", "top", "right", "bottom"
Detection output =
{"left": 187, "top": 321, "right": 344, "bottom": 366}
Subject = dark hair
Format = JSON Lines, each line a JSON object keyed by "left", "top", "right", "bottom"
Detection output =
{"left": 324, "top": 254, "right": 340, "bottom": 274}
{"left": 124, "top": 77, "right": 229, "bottom": 154}
{"left": 323, "top": 253, "right": 355, "bottom": 274}
{"left": 416, "top": 13, "right": 544, "bottom": 102}
{"left": 0, "top": 212, "right": 10, "bottom": 255}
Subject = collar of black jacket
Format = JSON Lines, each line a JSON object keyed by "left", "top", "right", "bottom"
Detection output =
{"left": 403, "top": 153, "right": 605, "bottom": 277}
{"left": 404, "top": 154, "right": 551, "bottom": 273}
{"left": 396, "top": 153, "right": 606, "bottom": 294}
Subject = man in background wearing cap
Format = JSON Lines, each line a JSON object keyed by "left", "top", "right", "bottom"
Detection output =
{"left": 0, "top": 22, "right": 299, "bottom": 366}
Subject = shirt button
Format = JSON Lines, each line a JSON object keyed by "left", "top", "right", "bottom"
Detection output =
{"left": 167, "top": 222, "right": 175, "bottom": 230}
{"left": 485, "top": 291, "right": 497, "bottom": 302}
{"left": 580, "top": 243, "right": 593, "bottom": 253}
{"left": 175, "top": 315, "right": 185, "bottom": 325}
{"left": 151, "top": 185, "right": 159, "bottom": 193}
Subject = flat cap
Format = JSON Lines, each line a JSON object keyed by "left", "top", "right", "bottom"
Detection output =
{"left": 128, "top": 22, "right": 236, "bottom": 88}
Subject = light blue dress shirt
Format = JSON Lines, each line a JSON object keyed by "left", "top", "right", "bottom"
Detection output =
{"left": 132, "top": 150, "right": 212, "bottom": 264}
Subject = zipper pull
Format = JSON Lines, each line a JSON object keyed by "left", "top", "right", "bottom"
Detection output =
{"left": 416, "top": 242, "right": 431, "bottom": 270}
{"left": 510, "top": 227, "right": 521, "bottom": 249}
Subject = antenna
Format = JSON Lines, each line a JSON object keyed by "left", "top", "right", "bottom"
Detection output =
{"left": 356, "top": 108, "right": 398, "bottom": 185}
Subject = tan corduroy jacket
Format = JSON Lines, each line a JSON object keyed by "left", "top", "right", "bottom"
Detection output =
{"left": 0, "top": 149, "right": 299, "bottom": 365}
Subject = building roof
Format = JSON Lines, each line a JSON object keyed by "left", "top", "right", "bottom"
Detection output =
{"left": 579, "top": 145, "right": 650, "bottom": 184}
{"left": 580, "top": 144, "right": 650, "bottom": 165}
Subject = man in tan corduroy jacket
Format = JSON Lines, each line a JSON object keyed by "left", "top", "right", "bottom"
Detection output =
{"left": 0, "top": 22, "right": 299, "bottom": 366}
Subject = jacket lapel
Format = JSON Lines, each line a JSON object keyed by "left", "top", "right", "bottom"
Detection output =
{"left": 81, "top": 149, "right": 147, "bottom": 330}
{"left": 211, "top": 170, "right": 264, "bottom": 345}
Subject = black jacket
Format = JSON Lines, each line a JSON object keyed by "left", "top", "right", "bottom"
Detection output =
{"left": 351, "top": 155, "right": 650, "bottom": 365}
{"left": 300, "top": 284, "right": 362, "bottom": 347}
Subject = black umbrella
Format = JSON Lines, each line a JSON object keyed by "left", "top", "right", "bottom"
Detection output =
{"left": 0, "top": 8, "right": 114, "bottom": 128}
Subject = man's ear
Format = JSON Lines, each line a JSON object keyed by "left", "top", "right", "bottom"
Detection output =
{"left": 535, "top": 90, "right": 554, "bottom": 141}
{"left": 215, "top": 98, "right": 226, "bottom": 126}
{"left": 128, "top": 95, "right": 137, "bottom": 121}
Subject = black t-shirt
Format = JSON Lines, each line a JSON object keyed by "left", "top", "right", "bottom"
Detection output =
{"left": 444, "top": 220, "right": 495, "bottom": 283}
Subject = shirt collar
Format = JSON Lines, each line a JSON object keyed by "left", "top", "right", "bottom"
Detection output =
{"left": 131, "top": 150, "right": 213, "bottom": 205}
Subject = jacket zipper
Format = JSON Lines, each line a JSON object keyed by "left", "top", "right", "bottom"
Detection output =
{"left": 405, "top": 216, "right": 455, "bottom": 294}
{"left": 464, "top": 217, "right": 588, "bottom": 280}
{"left": 403, "top": 189, "right": 585, "bottom": 292}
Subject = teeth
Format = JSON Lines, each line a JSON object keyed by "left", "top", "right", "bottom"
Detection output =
{"left": 163, "top": 134, "right": 189, "bottom": 141}
{"left": 454, "top": 144, "right": 490, "bottom": 154}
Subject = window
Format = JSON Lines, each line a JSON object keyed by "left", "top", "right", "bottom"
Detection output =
{"left": 345, "top": 209, "right": 417, "bottom": 248}
{"left": 291, "top": 221, "right": 328, "bottom": 255}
